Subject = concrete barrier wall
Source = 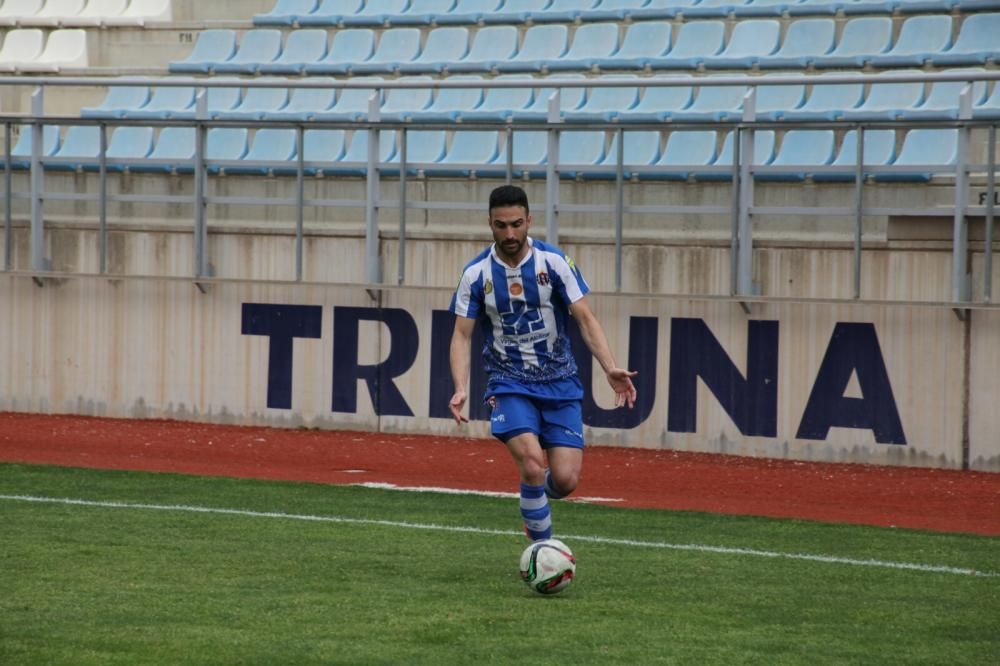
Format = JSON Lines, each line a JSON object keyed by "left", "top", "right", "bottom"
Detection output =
{"left": 2, "top": 268, "right": 997, "bottom": 471}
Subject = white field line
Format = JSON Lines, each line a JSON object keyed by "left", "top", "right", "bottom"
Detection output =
{"left": 1, "top": 494, "right": 996, "bottom": 579}
{"left": 353, "top": 482, "right": 624, "bottom": 503}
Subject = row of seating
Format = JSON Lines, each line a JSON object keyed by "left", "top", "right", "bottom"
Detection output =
{"left": 0, "top": 28, "right": 87, "bottom": 71}
{"left": 81, "top": 71, "right": 1000, "bottom": 123}
{"left": 171, "top": 14, "right": 1000, "bottom": 77}
{"left": 9, "top": 125, "right": 959, "bottom": 183}
{"left": 254, "top": 0, "right": 1000, "bottom": 26}
{"left": 0, "top": 0, "right": 171, "bottom": 26}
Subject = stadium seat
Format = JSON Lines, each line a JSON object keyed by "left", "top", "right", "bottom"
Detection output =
{"left": 227, "top": 129, "right": 298, "bottom": 176}
{"left": 448, "top": 26, "right": 519, "bottom": 73}
{"left": 0, "top": 0, "right": 43, "bottom": 27}
{"left": 212, "top": 29, "right": 283, "bottom": 74}
{"left": 740, "top": 0, "right": 794, "bottom": 16}
{"left": 545, "top": 23, "right": 619, "bottom": 72}
{"left": 892, "top": 0, "right": 958, "bottom": 13}
{"left": 670, "top": 76, "right": 748, "bottom": 122}
{"left": 253, "top": 0, "right": 319, "bottom": 26}
{"left": 840, "top": 70, "right": 926, "bottom": 121}
{"left": 130, "top": 126, "right": 194, "bottom": 174}
{"left": 840, "top": 0, "right": 898, "bottom": 13}
{"left": 898, "top": 69, "right": 988, "bottom": 120}
{"left": 312, "top": 76, "right": 385, "bottom": 121}
{"left": 393, "top": 0, "right": 458, "bottom": 24}
{"left": 341, "top": 0, "right": 412, "bottom": 26}
{"left": 396, "top": 27, "right": 470, "bottom": 74}
{"left": 702, "top": 19, "right": 780, "bottom": 69}
{"left": 812, "top": 128, "right": 896, "bottom": 182}
{"left": 258, "top": 29, "right": 328, "bottom": 75}
{"left": 436, "top": 0, "right": 503, "bottom": 24}
{"left": 685, "top": 0, "right": 751, "bottom": 17}
{"left": 873, "top": 129, "right": 957, "bottom": 183}
{"left": 103, "top": 0, "right": 173, "bottom": 26}
{"left": 495, "top": 25, "right": 569, "bottom": 73}
{"left": 973, "top": 79, "right": 1000, "bottom": 119}
{"left": 330, "top": 129, "right": 397, "bottom": 176}
{"left": 296, "top": 0, "right": 364, "bottom": 25}
{"left": 868, "top": 15, "right": 952, "bottom": 68}
{"left": 480, "top": 0, "right": 548, "bottom": 24}
{"left": 458, "top": 74, "right": 535, "bottom": 122}
{"left": 220, "top": 79, "right": 290, "bottom": 120}
{"left": 204, "top": 128, "right": 250, "bottom": 174}
{"left": 785, "top": 0, "right": 840, "bottom": 15}
{"left": 617, "top": 75, "right": 694, "bottom": 123}
{"left": 558, "top": 130, "right": 607, "bottom": 179}
{"left": 584, "top": 0, "right": 650, "bottom": 21}
{"left": 758, "top": 18, "right": 835, "bottom": 69}
{"left": 701, "top": 130, "right": 775, "bottom": 181}
{"left": 302, "top": 29, "right": 375, "bottom": 75}
{"left": 931, "top": 13, "right": 1000, "bottom": 66}
{"left": 811, "top": 16, "right": 892, "bottom": 68}
{"left": 594, "top": 21, "right": 670, "bottom": 70}
{"left": 30, "top": 0, "right": 85, "bottom": 27}
{"left": 8, "top": 124, "right": 60, "bottom": 170}
{"left": 102, "top": 126, "right": 156, "bottom": 171}
{"left": 630, "top": 0, "right": 700, "bottom": 20}
{"left": 188, "top": 80, "right": 245, "bottom": 119}
{"left": 753, "top": 73, "right": 807, "bottom": 121}
{"left": 384, "top": 130, "right": 448, "bottom": 176}
{"left": 350, "top": 28, "right": 422, "bottom": 74}
{"left": 379, "top": 76, "right": 435, "bottom": 122}
{"left": 169, "top": 29, "right": 238, "bottom": 74}
{"left": 19, "top": 29, "right": 88, "bottom": 71}
{"left": 0, "top": 29, "right": 44, "bottom": 72}
{"left": 487, "top": 130, "right": 548, "bottom": 178}
{"left": 302, "top": 129, "right": 348, "bottom": 175}
{"left": 434, "top": 130, "right": 500, "bottom": 176}
{"left": 647, "top": 21, "right": 726, "bottom": 69}
{"left": 263, "top": 78, "right": 338, "bottom": 121}
{"left": 408, "top": 75, "right": 484, "bottom": 122}
{"left": 598, "top": 130, "right": 662, "bottom": 179}
{"left": 755, "top": 130, "right": 835, "bottom": 182}
{"left": 46, "top": 125, "right": 100, "bottom": 171}
{"left": 565, "top": 74, "right": 640, "bottom": 122}
{"left": 124, "top": 85, "right": 196, "bottom": 119}
{"left": 643, "top": 130, "right": 717, "bottom": 181}
{"left": 80, "top": 78, "right": 153, "bottom": 118}
{"left": 511, "top": 74, "right": 588, "bottom": 121}
{"left": 533, "top": 0, "right": 601, "bottom": 23}
{"left": 65, "top": 0, "right": 129, "bottom": 27}
{"left": 781, "top": 72, "right": 865, "bottom": 121}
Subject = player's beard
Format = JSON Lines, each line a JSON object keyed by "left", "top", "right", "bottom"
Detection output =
{"left": 497, "top": 237, "right": 524, "bottom": 261}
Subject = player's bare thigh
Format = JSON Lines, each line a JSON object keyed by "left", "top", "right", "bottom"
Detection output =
{"left": 546, "top": 446, "right": 582, "bottom": 496}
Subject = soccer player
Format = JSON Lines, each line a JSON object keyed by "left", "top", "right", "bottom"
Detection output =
{"left": 448, "top": 185, "right": 637, "bottom": 542}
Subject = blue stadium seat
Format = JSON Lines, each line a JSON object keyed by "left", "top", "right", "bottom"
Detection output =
{"left": 545, "top": 23, "right": 619, "bottom": 72}
{"left": 785, "top": 0, "right": 841, "bottom": 15}
{"left": 434, "top": 130, "right": 500, "bottom": 176}
{"left": 254, "top": 0, "right": 320, "bottom": 25}
{"left": 873, "top": 129, "right": 957, "bottom": 183}
{"left": 487, "top": 130, "right": 548, "bottom": 178}
{"left": 685, "top": 0, "right": 751, "bottom": 17}
{"left": 617, "top": 75, "right": 693, "bottom": 122}
{"left": 436, "top": 0, "right": 503, "bottom": 24}
{"left": 753, "top": 73, "right": 807, "bottom": 121}
{"left": 258, "top": 29, "right": 328, "bottom": 75}
{"left": 385, "top": 130, "right": 448, "bottom": 175}
{"left": 481, "top": 0, "right": 549, "bottom": 24}
{"left": 302, "top": 29, "right": 375, "bottom": 75}
{"left": 700, "top": 130, "right": 775, "bottom": 181}
{"left": 228, "top": 129, "right": 298, "bottom": 176}
{"left": 647, "top": 20, "right": 726, "bottom": 69}
{"left": 840, "top": 70, "right": 926, "bottom": 121}
{"left": 598, "top": 130, "right": 662, "bottom": 179}
{"left": 219, "top": 78, "right": 290, "bottom": 120}
{"left": 839, "top": 0, "right": 898, "bottom": 13}
{"left": 332, "top": 129, "right": 397, "bottom": 176}
{"left": 448, "top": 26, "right": 519, "bottom": 72}
{"left": 409, "top": 75, "right": 484, "bottom": 121}
{"left": 898, "top": 70, "right": 988, "bottom": 120}
{"left": 643, "top": 130, "right": 717, "bottom": 181}
{"left": 393, "top": 0, "right": 458, "bottom": 25}
{"left": 350, "top": 28, "right": 422, "bottom": 74}
{"left": 302, "top": 129, "right": 347, "bottom": 175}
{"left": 811, "top": 16, "right": 892, "bottom": 68}
{"left": 46, "top": 125, "right": 100, "bottom": 171}
{"left": 341, "top": 0, "right": 412, "bottom": 26}
{"left": 124, "top": 85, "right": 196, "bottom": 119}
{"left": 80, "top": 78, "right": 152, "bottom": 118}
{"left": 755, "top": 130, "right": 834, "bottom": 182}
{"left": 533, "top": 0, "right": 600, "bottom": 23}
{"left": 741, "top": 0, "right": 796, "bottom": 16}
{"left": 931, "top": 13, "right": 1000, "bottom": 66}
{"left": 313, "top": 77, "right": 384, "bottom": 121}
{"left": 495, "top": 25, "right": 569, "bottom": 73}
{"left": 780, "top": 72, "right": 864, "bottom": 121}
{"left": 190, "top": 80, "right": 244, "bottom": 119}
{"left": 702, "top": 19, "right": 780, "bottom": 69}
{"left": 297, "top": 0, "right": 365, "bottom": 25}
{"left": 631, "top": 0, "right": 703, "bottom": 19}
{"left": 557, "top": 130, "right": 607, "bottom": 178}
{"left": 459, "top": 74, "right": 534, "bottom": 121}
{"left": 396, "top": 27, "right": 469, "bottom": 74}
{"left": 594, "top": 21, "right": 670, "bottom": 70}
{"left": 586, "top": 0, "right": 654, "bottom": 21}
{"left": 204, "top": 128, "right": 249, "bottom": 175}
{"left": 564, "top": 74, "right": 640, "bottom": 122}
{"left": 213, "top": 29, "right": 283, "bottom": 74}
{"left": 758, "top": 18, "right": 835, "bottom": 69}
{"left": 812, "top": 129, "right": 895, "bottom": 182}
{"left": 670, "top": 76, "right": 747, "bottom": 121}
{"left": 892, "top": 0, "right": 957, "bottom": 12}
{"left": 9, "top": 125, "right": 60, "bottom": 170}
{"left": 103, "top": 126, "right": 155, "bottom": 171}
{"left": 379, "top": 76, "right": 435, "bottom": 121}
{"left": 973, "top": 79, "right": 1000, "bottom": 119}
{"left": 169, "top": 29, "right": 237, "bottom": 74}
{"left": 130, "top": 127, "right": 195, "bottom": 174}
{"left": 509, "top": 74, "right": 588, "bottom": 121}
{"left": 868, "top": 15, "right": 952, "bottom": 68}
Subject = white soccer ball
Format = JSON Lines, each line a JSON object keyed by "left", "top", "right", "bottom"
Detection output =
{"left": 519, "top": 538, "right": 576, "bottom": 595}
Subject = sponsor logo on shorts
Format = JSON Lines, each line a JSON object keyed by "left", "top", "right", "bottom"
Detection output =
{"left": 564, "top": 428, "right": 583, "bottom": 440}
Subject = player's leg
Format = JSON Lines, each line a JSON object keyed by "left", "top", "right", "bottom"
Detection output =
{"left": 539, "top": 399, "right": 585, "bottom": 499}
{"left": 490, "top": 394, "right": 551, "bottom": 541}
{"left": 545, "top": 446, "right": 583, "bottom": 499}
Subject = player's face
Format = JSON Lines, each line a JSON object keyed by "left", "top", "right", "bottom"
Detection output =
{"left": 489, "top": 205, "right": 531, "bottom": 264}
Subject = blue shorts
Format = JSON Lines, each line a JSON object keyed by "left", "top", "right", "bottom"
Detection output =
{"left": 488, "top": 393, "right": 584, "bottom": 449}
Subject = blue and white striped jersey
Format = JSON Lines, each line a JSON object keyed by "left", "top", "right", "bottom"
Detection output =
{"left": 450, "top": 237, "right": 589, "bottom": 387}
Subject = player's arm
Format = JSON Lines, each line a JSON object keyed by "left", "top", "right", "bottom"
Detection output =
{"left": 448, "top": 315, "right": 476, "bottom": 424}
{"left": 569, "top": 296, "right": 638, "bottom": 409}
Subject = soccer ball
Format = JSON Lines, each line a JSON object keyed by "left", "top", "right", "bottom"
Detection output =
{"left": 519, "top": 539, "right": 576, "bottom": 595}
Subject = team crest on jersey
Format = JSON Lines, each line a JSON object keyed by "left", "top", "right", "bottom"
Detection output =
{"left": 484, "top": 279, "right": 493, "bottom": 295}
{"left": 509, "top": 282, "right": 524, "bottom": 296}
{"left": 536, "top": 272, "right": 550, "bottom": 286}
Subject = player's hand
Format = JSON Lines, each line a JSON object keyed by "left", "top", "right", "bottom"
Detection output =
{"left": 449, "top": 390, "right": 469, "bottom": 425}
{"left": 606, "top": 368, "right": 638, "bottom": 409}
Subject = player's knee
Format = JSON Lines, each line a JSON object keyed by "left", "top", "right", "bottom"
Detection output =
{"left": 550, "top": 468, "right": 579, "bottom": 496}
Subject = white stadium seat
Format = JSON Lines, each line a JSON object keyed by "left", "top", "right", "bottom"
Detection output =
{"left": 18, "top": 29, "right": 89, "bottom": 72}
{"left": 0, "top": 28, "right": 45, "bottom": 71}
{"left": 65, "top": 0, "right": 130, "bottom": 26}
{"left": 0, "top": 0, "right": 44, "bottom": 27}
{"left": 104, "top": 0, "right": 173, "bottom": 26}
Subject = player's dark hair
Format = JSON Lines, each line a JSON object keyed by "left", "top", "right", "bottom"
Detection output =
{"left": 489, "top": 185, "right": 529, "bottom": 214}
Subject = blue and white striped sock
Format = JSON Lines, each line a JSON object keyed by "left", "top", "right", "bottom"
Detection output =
{"left": 520, "top": 483, "right": 552, "bottom": 541}
{"left": 544, "top": 469, "right": 566, "bottom": 500}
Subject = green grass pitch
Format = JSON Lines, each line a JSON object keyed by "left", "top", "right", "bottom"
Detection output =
{"left": 1, "top": 463, "right": 998, "bottom": 665}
